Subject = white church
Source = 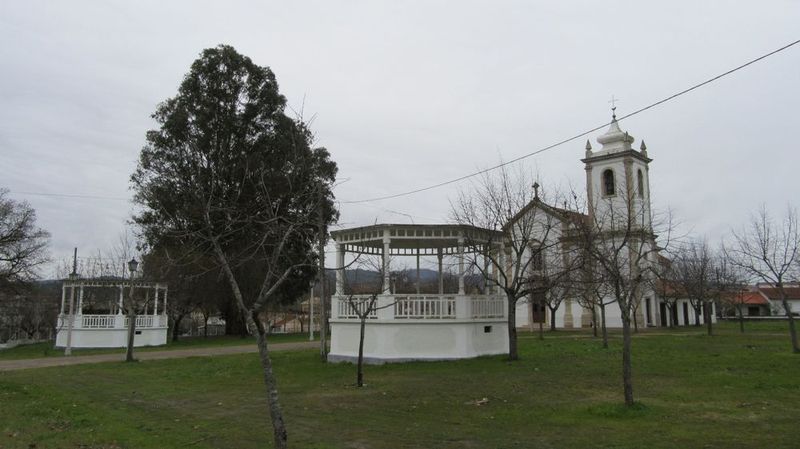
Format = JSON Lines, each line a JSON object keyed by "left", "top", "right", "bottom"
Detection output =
{"left": 328, "top": 114, "right": 713, "bottom": 363}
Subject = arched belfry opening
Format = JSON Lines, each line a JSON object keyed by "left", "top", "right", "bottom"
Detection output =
{"left": 603, "top": 169, "right": 616, "bottom": 196}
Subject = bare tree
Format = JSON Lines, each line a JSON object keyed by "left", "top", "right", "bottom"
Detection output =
{"left": 712, "top": 253, "right": 747, "bottom": 333}
{"left": 672, "top": 239, "right": 715, "bottom": 336}
{"left": 451, "top": 165, "right": 564, "bottom": 361}
{"left": 581, "top": 269, "right": 616, "bottom": 348}
{"left": 0, "top": 189, "right": 49, "bottom": 291}
{"left": 725, "top": 205, "right": 800, "bottom": 353}
{"left": 572, "top": 187, "right": 672, "bottom": 406}
{"left": 651, "top": 254, "right": 680, "bottom": 328}
{"left": 532, "top": 233, "right": 585, "bottom": 333}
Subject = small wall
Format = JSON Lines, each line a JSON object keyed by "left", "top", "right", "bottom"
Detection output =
{"left": 328, "top": 319, "right": 508, "bottom": 364}
{"left": 55, "top": 327, "right": 167, "bottom": 348}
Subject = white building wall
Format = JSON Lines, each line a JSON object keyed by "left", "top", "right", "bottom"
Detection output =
{"left": 768, "top": 299, "right": 800, "bottom": 314}
{"left": 328, "top": 319, "right": 508, "bottom": 363}
{"left": 515, "top": 301, "right": 528, "bottom": 328}
{"left": 55, "top": 327, "right": 167, "bottom": 348}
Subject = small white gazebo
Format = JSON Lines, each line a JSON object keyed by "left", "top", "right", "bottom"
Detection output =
{"left": 328, "top": 223, "right": 509, "bottom": 363}
{"left": 55, "top": 278, "right": 168, "bottom": 349}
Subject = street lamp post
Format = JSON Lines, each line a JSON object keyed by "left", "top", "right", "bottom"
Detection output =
{"left": 125, "top": 258, "right": 139, "bottom": 363}
{"left": 309, "top": 280, "right": 315, "bottom": 341}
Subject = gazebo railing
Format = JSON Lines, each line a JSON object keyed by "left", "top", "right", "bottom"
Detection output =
{"left": 471, "top": 296, "right": 505, "bottom": 318}
{"left": 334, "top": 294, "right": 505, "bottom": 320}
{"left": 82, "top": 315, "right": 116, "bottom": 328}
{"left": 58, "top": 314, "right": 167, "bottom": 329}
{"left": 394, "top": 296, "right": 456, "bottom": 319}
{"left": 337, "top": 296, "right": 379, "bottom": 319}
{"left": 126, "top": 315, "right": 154, "bottom": 328}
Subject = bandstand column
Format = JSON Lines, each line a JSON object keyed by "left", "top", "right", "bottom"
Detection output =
{"left": 416, "top": 251, "right": 421, "bottom": 295}
{"left": 382, "top": 234, "right": 391, "bottom": 294}
{"left": 335, "top": 243, "right": 344, "bottom": 296}
{"left": 60, "top": 285, "right": 66, "bottom": 314}
{"left": 77, "top": 285, "right": 84, "bottom": 315}
{"left": 437, "top": 248, "right": 443, "bottom": 295}
{"left": 118, "top": 286, "right": 124, "bottom": 314}
{"left": 457, "top": 236, "right": 465, "bottom": 295}
{"left": 484, "top": 250, "right": 491, "bottom": 294}
{"left": 153, "top": 288, "right": 159, "bottom": 316}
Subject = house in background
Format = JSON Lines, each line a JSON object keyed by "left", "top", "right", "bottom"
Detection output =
{"left": 719, "top": 288, "right": 770, "bottom": 318}
{"left": 756, "top": 283, "right": 800, "bottom": 316}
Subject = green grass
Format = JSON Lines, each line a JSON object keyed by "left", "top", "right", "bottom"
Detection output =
{"left": 0, "top": 332, "right": 314, "bottom": 361}
{"left": 0, "top": 322, "right": 798, "bottom": 448}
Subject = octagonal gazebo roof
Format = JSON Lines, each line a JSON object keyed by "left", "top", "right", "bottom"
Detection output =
{"left": 331, "top": 223, "right": 503, "bottom": 256}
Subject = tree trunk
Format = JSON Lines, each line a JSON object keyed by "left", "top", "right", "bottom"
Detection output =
{"left": 203, "top": 314, "right": 209, "bottom": 338}
{"left": 694, "top": 306, "right": 701, "bottom": 326}
{"left": 213, "top": 243, "right": 289, "bottom": 448}
{"left": 704, "top": 302, "right": 713, "bottom": 336}
{"left": 507, "top": 296, "right": 518, "bottom": 361}
{"left": 633, "top": 308, "right": 639, "bottom": 333}
{"left": 780, "top": 297, "right": 800, "bottom": 353}
{"left": 600, "top": 303, "right": 608, "bottom": 349}
{"left": 737, "top": 305, "right": 745, "bottom": 333}
{"left": 254, "top": 324, "right": 288, "bottom": 449}
{"left": 591, "top": 306, "right": 598, "bottom": 338}
{"left": 125, "top": 311, "right": 137, "bottom": 362}
{"left": 669, "top": 305, "right": 676, "bottom": 328}
{"left": 171, "top": 315, "right": 183, "bottom": 342}
{"left": 621, "top": 314, "right": 634, "bottom": 406}
{"left": 357, "top": 315, "right": 366, "bottom": 387}
{"left": 549, "top": 307, "right": 557, "bottom": 332}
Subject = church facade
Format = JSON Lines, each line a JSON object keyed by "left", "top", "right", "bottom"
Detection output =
{"left": 511, "top": 114, "right": 716, "bottom": 330}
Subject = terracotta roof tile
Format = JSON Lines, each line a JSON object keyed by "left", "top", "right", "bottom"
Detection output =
{"left": 758, "top": 287, "right": 800, "bottom": 300}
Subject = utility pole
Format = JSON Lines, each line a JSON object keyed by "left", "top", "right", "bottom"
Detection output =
{"left": 318, "top": 188, "right": 328, "bottom": 360}
{"left": 64, "top": 248, "right": 78, "bottom": 356}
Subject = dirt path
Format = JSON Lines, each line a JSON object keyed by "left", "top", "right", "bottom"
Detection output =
{"left": 0, "top": 341, "right": 317, "bottom": 372}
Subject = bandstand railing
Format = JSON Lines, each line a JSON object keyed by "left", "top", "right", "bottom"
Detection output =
{"left": 334, "top": 294, "right": 505, "bottom": 320}
{"left": 394, "top": 296, "right": 456, "bottom": 319}
{"left": 58, "top": 314, "right": 167, "bottom": 329}
{"left": 82, "top": 315, "right": 116, "bottom": 328}
{"left": 471, "top": 296, "right": 505, "bottom": 318}
{"left": 337, "top": 296, "right": 379, "bottom": 319}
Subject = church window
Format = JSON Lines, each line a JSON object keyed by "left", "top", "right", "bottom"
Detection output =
{"left": 603, "top": 169, "right": 615, "bottom": 196}
{"left": 637, "top": 169, "right": 644, "bottom": 198}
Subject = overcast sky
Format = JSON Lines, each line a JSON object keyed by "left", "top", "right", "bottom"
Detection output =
{"left": 1, "top": 1, "right": 798, "bottom": 276}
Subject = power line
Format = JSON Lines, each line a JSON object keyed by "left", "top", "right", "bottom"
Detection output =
{"left": 8, "top": 39, "right": 799, "bottom": 208}
{"left": 10, "top": 191, "right": 130, "bottom": 201}
{"left": 340, "top": 38, "right": 800, "bottom": 205}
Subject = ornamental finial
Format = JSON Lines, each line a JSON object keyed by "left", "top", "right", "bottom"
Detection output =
{"left": 609, "top": 95, "right": 619, "bottom": 120}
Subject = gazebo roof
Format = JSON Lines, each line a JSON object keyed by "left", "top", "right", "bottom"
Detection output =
{"left": 331, "top": 223, "right": 503, "bottom": 253}
{"left": 62, "top": 277, "right": 166, "bottom": 289}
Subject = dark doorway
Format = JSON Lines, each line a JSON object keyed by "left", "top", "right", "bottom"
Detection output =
{"left": 646, "top": 297, "right": 652, "bottom": 326}
{"left": 659, "top": 303, "right": 667, "bottom": 327}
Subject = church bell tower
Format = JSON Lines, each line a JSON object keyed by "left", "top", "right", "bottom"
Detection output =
{"left": 581, "top": 111, "right": 653, "bottom": 231}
